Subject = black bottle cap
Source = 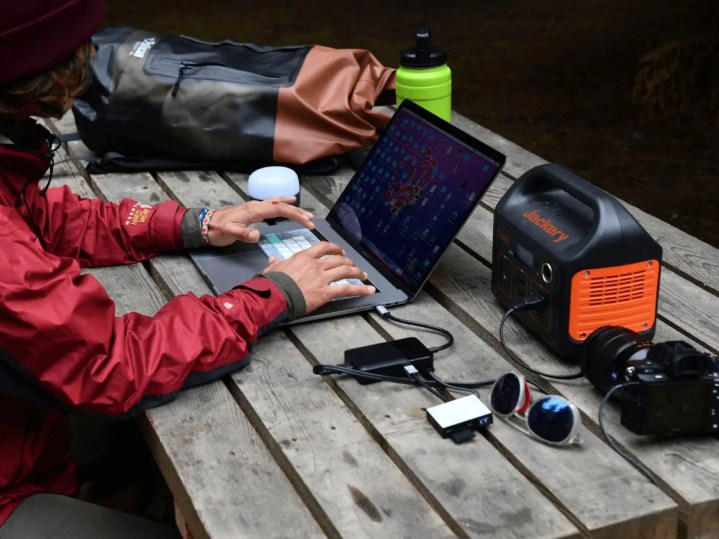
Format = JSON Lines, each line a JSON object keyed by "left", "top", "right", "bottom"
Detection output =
{"left": 400, "top": 26, "right": 447, "bottom": 68}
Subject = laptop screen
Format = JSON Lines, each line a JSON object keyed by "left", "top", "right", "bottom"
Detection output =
{"left": 327, "top": 101, "right": 505, "bottom": 297}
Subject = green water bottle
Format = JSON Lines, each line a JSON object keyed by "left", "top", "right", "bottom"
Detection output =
{"left": 396, "top": 26, "right": 452, "bottom": 122}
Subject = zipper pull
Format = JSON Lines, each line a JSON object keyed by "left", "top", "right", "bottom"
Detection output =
{"left": 171, "top": 62, "right": 193, "bottom": 97}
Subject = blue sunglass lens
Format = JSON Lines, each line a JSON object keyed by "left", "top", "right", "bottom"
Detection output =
{"left": 527, "top": 396, "right": 575, "bottom": 443}
{"left": 490, "top": 373, "right": 521, "bottom": 415}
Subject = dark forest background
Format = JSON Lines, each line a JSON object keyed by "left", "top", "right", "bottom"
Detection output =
{"left": 105, "top": 0, "right": 719, "bottom": 247}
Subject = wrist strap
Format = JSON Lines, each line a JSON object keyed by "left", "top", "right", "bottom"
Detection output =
{"left": 200, "top": 208, "right": 216, "bottom": 245}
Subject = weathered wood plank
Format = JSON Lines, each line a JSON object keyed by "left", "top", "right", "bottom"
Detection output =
{"left": 143, "top": 169, "right": 472, "bottom": 537}
{"left": 52, "top": 149, "right": 321, "bottom": 537}
{"left": 46, "top": 145, "right": 96, "bottom": 198}
{"left": 452, "top": 114, "right": 719, "bottom": 295}
{"left": 372, "top": 292, "right": 678, "bottom": 539}
{"left": 144, "top": 378, "right": 326, "bottom": 539}
{"left": 93, "top": 170, "right": 169, "bottom": 206}
{"left": 51, "top": 107, "right": 719, "bottom": 294}
{"left": 297, "top": 178, "right": 679, "bottom": 538}
{"left": 46, "top": 109, "right": 715, "bottom": 537}
{"left": 300, "top": 164, "right": 715, "bottom": 536}
{"left": 228, "top": 331, "right": 456, "bottom": 538}
{"left": 612, "top": 199, "right": 719, "bottom": 295}
{"left": 168, "top": 171, "right": 482, "bottom": 537}
{"left": 83, "top": 169, "right": 332, "bottom": 538}
{"left": 452, "top": 112, "right": 545, "bottom": 180}
{"left": 429, "top": 242, "right": 719, "bottom": 538}
{"left": 228, "top": 173, "right": 583, "bottom": 537}
{"left": 306, "top": 166, "right": 719, "bottom": 355}
{"left": 290, "top": 313, "right": 580, "bottom": 538}
{"left": 158, "top": 169, "right": 243, "bottom": 209}
{"left": 454, "top": 201, "right": 719, "bottom": 354}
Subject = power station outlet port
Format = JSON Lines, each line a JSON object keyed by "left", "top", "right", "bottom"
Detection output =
{"left": 541, "top": 263, "right": 553, "bottom": 284}
{"left": 513, "top": 267, "right": 528, "bottom": 304}
{"left": 529, "top": 281, "right": 552, "bottom": 331}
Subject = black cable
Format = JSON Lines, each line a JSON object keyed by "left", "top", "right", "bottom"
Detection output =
{"left": 598, "top": 383, "right": 657, "bottom": 484}
{"left": 40, "top": 133, "right": 60, "bottom": 194}
{"left": 314, "top": 361, "right": 494, "bottom": 391}
{"left": 315, "top": 362, "right": 503, "bottom": 397}
{"left": 53, "top": 156, "right": 93, "bottom": 167}
{"left": 434, "top": 378, "right": 495, "bottom": 389}
{"left": 18, "top": 132, "right": 61, "bottom": 251}
{"left": 312, "top": 364, "right": 420, "bottom": 385}
{"left": 314, "top": 363, "right": 450, "bottom": 402}
{"left": 427, "top": 371, "right": 486, "bottom": 398}
{"left": 499, "top": 296, "right": 584, "bottom": 380}
{"left": 525, "top": 378, "right": 553, "bottom": 396}
{"left": 375, "top": 306, "right": 454, "bottom": 353}
{"left": 404, "top": 366, "right": 447, "bottom": 402}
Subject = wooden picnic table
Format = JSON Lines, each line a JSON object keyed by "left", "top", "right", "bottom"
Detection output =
{"left": 48, "top": 108, "right": 718, "bottom": 539}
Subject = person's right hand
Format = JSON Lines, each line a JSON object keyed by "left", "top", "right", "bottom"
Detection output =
{"left": 263, "top": 242, "right": 375, "bottom": 313}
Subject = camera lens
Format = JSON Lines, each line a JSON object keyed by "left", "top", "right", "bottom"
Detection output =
{"left": 581, "top": 326, "right": 649, "bottom": 392}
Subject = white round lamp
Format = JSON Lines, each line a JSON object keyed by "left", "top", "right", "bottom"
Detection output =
{"left": 248, "top": 166, "right": 300, "bottom": 205}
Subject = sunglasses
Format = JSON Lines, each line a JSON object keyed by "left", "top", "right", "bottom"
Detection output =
{"left": 489, "top": 372, "right": 582, "bottom": 446}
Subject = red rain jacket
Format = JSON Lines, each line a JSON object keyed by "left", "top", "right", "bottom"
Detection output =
{"left": 0, "top": 122, "right": 289, "bottom": 524}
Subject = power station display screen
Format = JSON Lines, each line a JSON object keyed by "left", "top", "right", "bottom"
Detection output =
{"left": 515, "top": 243, "right": 535, "bottom": 267}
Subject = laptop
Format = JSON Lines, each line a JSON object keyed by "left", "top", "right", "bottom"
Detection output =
{"left": 189, "top": 99, "right": 506, "bottom": 323}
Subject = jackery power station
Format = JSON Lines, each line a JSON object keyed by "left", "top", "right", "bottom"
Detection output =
{"left": 491, "top": 164, "right": 663, "bottom": 359}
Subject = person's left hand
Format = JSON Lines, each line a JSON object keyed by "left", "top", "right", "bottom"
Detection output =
{"left": 207, "top": 196, "right": 314, "bottom": 247}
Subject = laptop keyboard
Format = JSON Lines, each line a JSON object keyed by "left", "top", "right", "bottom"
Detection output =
{"left": 258, "top": 229, "right": 365, "bottom": 287}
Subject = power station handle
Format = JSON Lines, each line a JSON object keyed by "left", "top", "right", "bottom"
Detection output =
{"left": 520, "top": 163, "right": 618, "bottom": 221}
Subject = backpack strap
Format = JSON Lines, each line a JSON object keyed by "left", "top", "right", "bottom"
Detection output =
{"left": 84, "top": 151, "right": 347, "bottom": 176}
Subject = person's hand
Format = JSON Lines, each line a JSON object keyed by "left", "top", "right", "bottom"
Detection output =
{"left": 207, "top": 197, "right": 314, "bottom": 247}
{"left": 263, "top": 242, "right": 376, "bottom": 313}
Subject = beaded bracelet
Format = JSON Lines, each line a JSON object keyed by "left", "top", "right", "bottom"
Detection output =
{"left": 198, "top": 207, "right": 210, "bottom": 226}
{"left": 200, "top": 208, "right": 216, "bottom": 245}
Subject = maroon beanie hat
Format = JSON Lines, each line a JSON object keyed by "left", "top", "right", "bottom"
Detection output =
{"left": 0, "top": 0, "right": 105, "bottom": 86}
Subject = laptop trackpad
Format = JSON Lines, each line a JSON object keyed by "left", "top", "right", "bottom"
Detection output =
{"left": 192, "top": 246, "right": 268, "bottom": 294}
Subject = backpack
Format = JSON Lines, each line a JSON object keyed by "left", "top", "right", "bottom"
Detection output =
{"left": 72, "top": 27, "right": 396, "bottom": 174}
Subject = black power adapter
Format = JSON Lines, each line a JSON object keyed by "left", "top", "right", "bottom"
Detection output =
{"left": 344, "top": 337, "right": 434, "bottom": 384}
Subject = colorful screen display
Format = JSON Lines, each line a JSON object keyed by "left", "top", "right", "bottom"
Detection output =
{"left": 328, "top": 105, "right": 503, "bottom": 294}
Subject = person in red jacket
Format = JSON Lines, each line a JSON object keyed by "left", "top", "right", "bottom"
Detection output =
{"left": 0, "top": 1, "right": 375, "bottom": 537}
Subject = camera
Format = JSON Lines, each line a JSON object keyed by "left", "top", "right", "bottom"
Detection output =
{"left": 581, "top": 326, "right": 719, "bottom": 436}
